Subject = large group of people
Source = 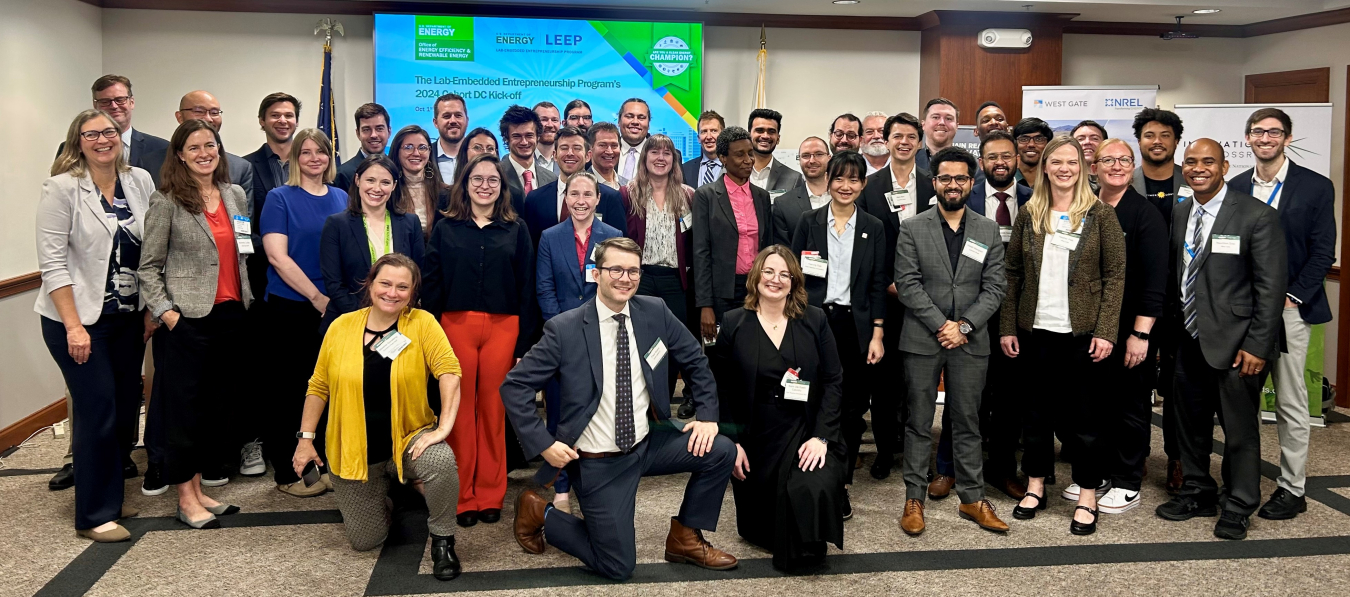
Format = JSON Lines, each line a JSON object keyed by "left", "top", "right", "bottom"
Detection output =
{"left": 35, "top": 73, "right": 1336, "bottom": 581}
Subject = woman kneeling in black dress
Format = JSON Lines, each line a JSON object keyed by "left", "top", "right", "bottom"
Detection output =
{"left": 711, "top": 245, "right": 846, "bottom": 571}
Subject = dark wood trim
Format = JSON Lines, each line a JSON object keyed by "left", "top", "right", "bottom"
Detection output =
{"left": 1245, "top": 67, "right": 1331, "bottom": 103}
{"left": 1243, "top": 7, "right": 1350, "bottom": 37}
{"left": 1338, "top": 65, "right": 1350, "bottom": 408}
{"left": 1063, "top": 21, "right": 1245, "bottom": 38}
{"left": 0, "top": 398, "right": 65, "bottom": 453}
{"left": 1330, "top": 265, "right": 1340, "bottom": 283}
{"left": 0, "top": 272, "right": 40, "bottom": 300}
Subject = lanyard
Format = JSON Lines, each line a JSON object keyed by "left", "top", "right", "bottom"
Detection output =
{"left": 363, "top": 211, "right": 392, "bottom": 264}
{"left": 1263, "top": 180, "right": 1283, "bottom": 206}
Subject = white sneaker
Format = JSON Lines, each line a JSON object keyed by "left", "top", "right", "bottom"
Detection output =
{"left": 240, "top": 440, "right": 266, "bottom": 477}
{"left": 1099, "top": 487, "right": 1141, "bottom": 514}
{"left": 1061, "top": 480, "right": 1110, "bottom": 501}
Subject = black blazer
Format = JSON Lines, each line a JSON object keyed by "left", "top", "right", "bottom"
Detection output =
{"left": 332, "top": 152, "right": 368, "bottom": 196}
{"left": 691, "top": 177, "right": 773, "bottom": 307}
{"left": 521, "top": 180, "right": 628, "bottom": 249}
{"left": 318, "top": 210, "right": 426, "bottom": 333}
{"left": 1227, "top": 160, "right": 1336, "bottom": 325}
{"left": 681, "top": 156, "right": 703, "bottom": 190}
{"left": 858, "top": 164, "right": 936, "bottom": 283}
{"left": 790, "top": 206, "right": 888, "bottom": 353}
{"left": 241, "top": 143, "right": 289, "bottom": 298}
{"left": 709, "top": 306, "right": 843, "bottom": 445}
{"left": 770, "top": 183, "right": 815, "bottom": 246}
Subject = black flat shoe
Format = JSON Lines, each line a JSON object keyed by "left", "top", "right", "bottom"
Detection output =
{"left": 1070, "top": 506, "right": 1098, "bottom": 536}
{"left": 478, "top": 509, "right": 502, "bottom": 523}
{"left": 1045, "top": 473, "right": 1057, "bottom": 485}
{"left": 1013, "top": 492, "right": 1046, "bottom": 520}
{"left": 1258, "top": 488, "right": 1307, "bottom": 520}
{"left": 869, "top": 454, "right": 894, "bottom": 480}
{"left": 431, "top": 534, "right": 462, "bottom": 580}
{"left": 48, "top": 463, "right": 75, "bottom": 491}
{"left": 122, "top": 457, "right": 139, "bottom": 479}
{"left": 456, "top": 511, "right": 479, "bottom": 528}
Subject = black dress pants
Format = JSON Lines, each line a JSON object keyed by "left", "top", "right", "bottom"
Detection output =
{"left": 873, "top": 294, "right": 907, "bottom": 457}
{"left": 263, "top": 295, "right": 325, "bottom": 485}
{"left": 1018, "top": 329, "right": 1103, "bottom": 489}
{"left": 1101, "top": 332, "right": 1158, "bottom": 492}
{"left": 825, "top": 304, "right": 876, "bottom": 485}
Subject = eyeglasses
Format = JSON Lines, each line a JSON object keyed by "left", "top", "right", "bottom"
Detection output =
{"left": 602, "top": 266, "right": 642, "bottom": 280}
{"left": 469, "top": 175, "right": 502, "bottom": 188}
{"left": 760, "top": 270, "right": 792, "bottom": 282}
{"left": 401, "top": 143, "right": 431, "bottom": 153}
{"left": 983, "top": 152, "right": 1016, "bottom": 163}
{"left": 799, "top": 152, "right": 829, "bottom": 161}
{"left": 79, "top": 128, "right": 119, "bottom": 141}
{"left": 1016, "top": 135, "right": 1049, "bottom": 146}
{"left": 934, "top": 174, "right": 973, "bottom": 185}
{"left": 183, "top": 107, "right": 223, "bottom": 117}
{"left": 1247, "top": 128, "right": 1287, "bottom": 139}
{"left": 94, "top": 96, "right": 131, "bottom": 108}
{"left": 830, "top": 131, "right": 859, "bottom": 141}
{"left": 1096, "top": 156, "right": 1135, "bottom": 167}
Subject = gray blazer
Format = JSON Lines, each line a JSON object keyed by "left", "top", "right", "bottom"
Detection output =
{"left": 35, "top": 167, "right": 153, "bottom": 325}
{"left": 501, "top": 158, "right": 558, "bottom": 205}
{"left": 1168, "top": 186, "right": 1287, "bottom": 369}
{"left": 765, "top": 158, "right": 804, "bottom": 193}
{"left": 894, "top": 207, "right": 1006, "bottom": 356}
{"left": 137, "top": 184, "right": 253, "bottom": 319}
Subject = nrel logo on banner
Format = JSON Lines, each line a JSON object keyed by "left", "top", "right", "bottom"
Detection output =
{"left": 1105, "top": 97, "right": 1145, "bottom": 108}
{"left": 416, "top": 16, "right": 474, "bottom": 61}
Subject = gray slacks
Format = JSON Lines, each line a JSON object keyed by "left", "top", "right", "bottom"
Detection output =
{"left": 330, "top": 431, "right": 459, "bottom": 551}
{"left": 902, "top": 349, "right": 988, "bottom": 504}
{"left": 1271, "top": 307, "right": 1312, "bottom": 497}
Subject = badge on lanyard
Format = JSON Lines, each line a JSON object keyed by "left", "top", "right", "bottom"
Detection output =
{"left": 232, "top": 215, "right": 251, "bottom": 235}
{"left": 236, "top": 237, "right": 255, "bottom": 255}
{"left": 372, "top": 331, "right": 411, "bottom": 360}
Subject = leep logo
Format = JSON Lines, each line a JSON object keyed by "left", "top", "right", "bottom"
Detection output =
{"left": 649, "top": 36, "right": 694, "bottom": 76}
{"left": 416, "top": 16, "right": 474, "bottom": 61}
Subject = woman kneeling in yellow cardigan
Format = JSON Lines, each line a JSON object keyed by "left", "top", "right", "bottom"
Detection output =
{"left": 292, "top": 253, "right": 465, "bottom": 581}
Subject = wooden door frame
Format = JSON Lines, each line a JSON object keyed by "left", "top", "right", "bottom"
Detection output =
{"left": 1338, "top": 66, "right": 1350, "bottom": 407}
{"left": 1244, "top": 67, "right": 1331, "bottom": 103}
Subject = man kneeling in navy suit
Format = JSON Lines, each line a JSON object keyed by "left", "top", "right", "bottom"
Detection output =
{"left": 503, "top": 237, "right": 738, "bottom": 580}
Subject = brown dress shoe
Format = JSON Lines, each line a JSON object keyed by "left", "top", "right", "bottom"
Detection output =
{"left": 1166, "top": 459, "right": 1183, "bottom": 496}
{"left": 900, "top": 499, "right": 925, "bottom": 535}
{"left": 664, "top": 517, "right": 738, "bottom": 570}
{"left": 514, "top": 489, "right": 548, "bottom": 554}
{"left": 960, "top": 499, "right": 1010, "bottom": 532}
{"left": 928, "top": 474, "right": 955, "bottom": 500}
{"left": 991, "top": 477, "right": 1027, "bottom": 500}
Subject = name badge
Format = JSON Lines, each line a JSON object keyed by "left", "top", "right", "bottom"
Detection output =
{"left": 232, "top": 215, "right": 251, "bottom": 235}
{"left": 1211, "top": 234, "right": 1241, "bottom": 255}
{"left": 1050, "top": 231, "right": 1081, "bottom": 252}
{"left": 999, "top": 225, "right": 1012, "bottom": 243}
{"left": 595, "top": 213, "right": 603, "bottom": 222}
{"left": 1054, "top": 215, "right": 1074, "bottom": 233}
{"left": 680, "top": 212, "right": 694, "bottom": 233}
{"left": 784, "top": 380, "right": 811, "bottom": 402}
{"left": 585, "top": 264, "right": 598, "bottom": 284}
{"left": 780, "top": 367, "right": 801, "bottom": 388}
{"left": 372, "top": 330, "right": 411, "bottom": 360}
{"left": 1178, "top": 186, "right": 1195, "bottom": 200}
{"left": 236, "top": 237, "right": 255, "bottom": 255}
{"left": 961, "top": 238, "right": 989, "bottom": 263}
{"left": 800, "top": 251, "right": 828, "bottom": 278}
{"left": 770, "top": 190, "right": 788, "bottom": 204}
{"left": 644, "top": 338, "right": 667, "bottom": 369}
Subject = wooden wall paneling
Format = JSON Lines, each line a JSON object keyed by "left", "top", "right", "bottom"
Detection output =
{"left": 1244, "top": 68, "right": 1331, "bottom": 104}
{"left": 0, "top": 272, "right": 41, "bottom": 300}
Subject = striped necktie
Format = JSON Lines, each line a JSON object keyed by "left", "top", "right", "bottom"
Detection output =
{"left": 701, "top": 159, "right": 718, "bottom": 187}
{"left": 1182, "top": 206, "right": 1207, "bottom": 339}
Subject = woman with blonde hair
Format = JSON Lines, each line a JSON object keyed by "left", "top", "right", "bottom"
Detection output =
{"left": 1000, "top": 135, "right": 1125, "bottom": 535}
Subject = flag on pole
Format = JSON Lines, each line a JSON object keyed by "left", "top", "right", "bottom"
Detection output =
{"left": 754, "top": 26, "right": 768, "bottom": 109}
{"left": 318, "top": 40, "right": 340, "bottom": 161}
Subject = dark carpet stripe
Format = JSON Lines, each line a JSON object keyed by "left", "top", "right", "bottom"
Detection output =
{"left": 0, "top": 467, "right": 60, "bottom": 477}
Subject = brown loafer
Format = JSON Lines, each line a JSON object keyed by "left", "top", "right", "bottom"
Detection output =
{"left": 991, "top": 477, "right": 1027, "bottom": 500}
{"left": 928, "top": 474, "right": 955, "bottom": 500}
{"left": 900, "top": 498, "right": 925, "bottom": 536}
{"left": 1166, "top": 459, "right": 1183, "bottom": 496}
{"left": 959, "top": 499, "right": 1010, "bottom": 533}
{"left": 514, "top": 489, "right": 548, "bottom": 554}
{"left": 77, "top": 523, "right": 130, "bottom": 543}
{"left": 664, "top": 517, "right": 737, "bottom": 570}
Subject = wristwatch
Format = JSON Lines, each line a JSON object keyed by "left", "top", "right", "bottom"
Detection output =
{"left": 958, "top": 320, "right": 974, "bottom": 335}
{"left": 1130, "top": 330, "right": 1150, "bottom": 341}
{"left": 296, "top": 431, "right": 316, "bottom": 440}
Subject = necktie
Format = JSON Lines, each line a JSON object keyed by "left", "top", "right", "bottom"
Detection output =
{"left": 994, "top": 191, "right": 1011, "bottom": 226}
{"left": 612, "top": 313, "right": 635, "bottom": 450}
{"left": 558, "top": 185, "right": 568, "bottom": 222}
{"left": 1182, "top": 206, "right": 1206, "bottom": 339}
{"left": 522, "top": 169, "right": 534, "bottom": 195}
{"left": 623, "top": 148, "right": 638, "bottom": 181}
{"left": 701, "top": 159, "right": 717, "bottom": 187}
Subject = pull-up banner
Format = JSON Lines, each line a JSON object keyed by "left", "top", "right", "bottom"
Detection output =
{"left": 1173, "top": 103, "right": 1333, "bottom": 180}
{"left": 1021, "top": 85, "right": 1160, "bottom": 154}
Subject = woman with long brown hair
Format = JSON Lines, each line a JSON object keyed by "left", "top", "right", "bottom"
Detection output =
{"left": 422, "top": 153, "right": 535, "bottom": 527}
{"left": 622, "top": 134, "right": 696, "bottom": 330}
{"left": 389, "top": 125, "right": 449, "bottom": 236}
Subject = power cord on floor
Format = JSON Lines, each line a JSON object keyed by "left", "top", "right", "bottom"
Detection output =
{"left": 0, "top": 423, "right": 59, "bottom": 471}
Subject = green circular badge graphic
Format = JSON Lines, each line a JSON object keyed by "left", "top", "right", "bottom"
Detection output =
{"left": 650, "top": 36, "right": 694, "bottom": 77}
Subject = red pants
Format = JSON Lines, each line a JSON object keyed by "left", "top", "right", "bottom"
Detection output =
{"left": 441, "top": 311, "right": 518, "bottom": 513}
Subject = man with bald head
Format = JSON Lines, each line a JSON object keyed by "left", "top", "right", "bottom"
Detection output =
{"left": 770, "top": 136, "right": 832, "bottom": 244}
{"left": 1155, "top": 139, "right": 1286, "bottom": 541}
{"left": 154, "top": 90, "right": 256, "bottom": 205}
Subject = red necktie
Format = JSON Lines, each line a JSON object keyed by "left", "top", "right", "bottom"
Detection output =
{"left": 523, "top": 169, "right": 534, "bottom": 195}
{"left": 559, "top": 188, "right": 568, "bottom": 222}
{"left": 995, "top": 191, "right": 1011, "bottom": 226}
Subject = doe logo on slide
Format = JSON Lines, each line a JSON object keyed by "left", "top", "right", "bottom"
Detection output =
{"left": 415, "top": 16, "right": 474, "bottom": 61}
{"left": 649, "top": 36, "right": 694, "bottom": 77}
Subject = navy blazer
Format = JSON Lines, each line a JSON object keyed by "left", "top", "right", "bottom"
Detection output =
{"left": 332, "top": 152, "right": 378, "bottom": 196}
{"left": 536, "top": 218, "right": 622, "bottom": 320}
{"left": 502, "top": 295, "right": 716, "bottom": 484}
{"left": 967, "top": 181, "right": 1032, "bottom": 220}
{"left": 318, "top": 210, "right": 426, "bottom": 332}
{"left": 681, "top": 156, "right": 703, "bottom": 190}
{"left": 521, "top": 180, "right": 627, "bottom": 249}
{"left": 1227, "top": 160, "right": 1336, "bottom": 325}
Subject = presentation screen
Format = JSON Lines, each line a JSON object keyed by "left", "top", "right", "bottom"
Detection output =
{"left": 374, "top": 14, "right": 704, "bottom": 160}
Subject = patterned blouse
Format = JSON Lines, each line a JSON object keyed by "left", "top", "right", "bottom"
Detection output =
{"left": 641, "top": 196, "right": 680, "bottom": 268}
{"left": 100, "top": 181, "right": 141, "bottom": 314}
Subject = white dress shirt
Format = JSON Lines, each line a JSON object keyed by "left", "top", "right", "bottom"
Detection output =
{"left": 535, "top": 149, "right": 557, "bottom": 175}
{"left": 122, "top": 127, "right": 133, "bottom": 161}
{"left": 1181, "top": 186, "right": 1229, "bottom": 302}
{"left": 893, "top": 163, "right": 917, "bottom": 197}
{"left": 576, "top": 300, "right": 652, "bottom": 453}
{"left": 619, "top": 138, "right": 646, "bottom": 181}
{"left": 1250, "top": 157, "right": 1290, "bottom": 209}
{"left": 825, "top": 208, "right": 857, "bottom": 306}
{"left": 750, "top": 162, "right": 772, "bottom": 190}
{"left": 984, "top": 182, "right": 1019, "bottom": 224}
{"left": 1033, "top": 210, "right": 1074, "bottom": 333}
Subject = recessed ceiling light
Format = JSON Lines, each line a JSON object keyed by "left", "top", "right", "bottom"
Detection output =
{"left": 833, "top": 0, "right": 860, "bottom": 4}
{"left": 1192, "top": 8, "right": 1221, "bottom": 14}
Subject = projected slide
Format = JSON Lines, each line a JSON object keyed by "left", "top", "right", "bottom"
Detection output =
{"left": 374, "top": 14, "right": 704, "bottom": 159}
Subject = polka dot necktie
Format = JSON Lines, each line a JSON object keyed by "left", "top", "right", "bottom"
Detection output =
{"left": 612, "top": 313, "right": 635, "bottom": 451}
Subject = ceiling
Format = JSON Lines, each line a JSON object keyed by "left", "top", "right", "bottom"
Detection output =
{"left": 374, "top": 0, "right": 1345, "bottom": 25}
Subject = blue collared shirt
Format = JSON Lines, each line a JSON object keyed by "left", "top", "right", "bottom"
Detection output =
{"left": 825, "top": 207, "right": 857, "bottom": 306}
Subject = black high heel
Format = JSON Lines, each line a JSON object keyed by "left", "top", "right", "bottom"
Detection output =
{"left": 1070, "top": 505, "right": 1098, "bottom": 536}
{"left": 1013, "top": 492, "right": 1047, "bottom": 520}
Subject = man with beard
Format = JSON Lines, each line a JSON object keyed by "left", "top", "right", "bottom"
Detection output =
{"left": 829, "top": 113, "right": 863, "bottom": 154}
{"left": 770, "top": 136, "right": 832, "bottom": 245}
{"left": 859, "top": 112, "right": 936, "bottom": 479}
{"left": 1011, "top": 117, "right": 1052, "bottom": 188}
{"left": 1073, "top": 120, "right": 1108, "bottom": 193}
{"left": 587, "top": 122, "right": 625, "bottom": 189}
{"left": 860, "top": 111, "right": 890, "bottom": 175}
{"left": 533, "top": 101, "right": 562, "bottom": 174}
{"left": 524, "top": 125, "right": 628, "bottom": 248}
{"left": 563, "top": 99, "right": 593, "bottom": 132}
{"left": 975, "top": 102, "right": 1010, "bottom": 141}
{"left": 681, "top": 110, "right": 724, "bottom": 189}
{"left": 333, "top": 103, "right": 391, "bottom": 192}
{"left": 433, "top": 92, "right": 469, "bottom": 182}
{"left": 895, "top": 147, "right": 1009, "bottom": 536}
{"left": 1131, "top": 108, "right": 1187, "bottom": 227}
{"left": 915, "top": 98, "right": 959, "bottom": 172}
{"left": 617, "top": 98, "right": 651, "bottom": 182}
{"left": 928, "top": 130, "right": 1031, "bottom": 500}
{"left": 746, "top": 108, "right": 803, "bottom": 198}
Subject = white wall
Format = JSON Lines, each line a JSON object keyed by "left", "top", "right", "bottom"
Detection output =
{"left": 0, "top": 0, "right": 102, "bottom": 429}
{"left": 1062, "top": 34, "right": 1248, "bottom": 109}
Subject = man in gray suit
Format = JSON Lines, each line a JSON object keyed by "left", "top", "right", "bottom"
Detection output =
{"left": 747, "top": 108, "right": 803, "bottom": 199}
{"left": 769, "top": 136, "right": 831, "bottom": 245}
{"left": 1154, "top": 139, "right": 1287, "bottom": 541}
{"left": 893, "top": 147, "right": 1008, "bottom": 536}
{"left": 498, "top": 104, "right": 559, "bottom": 203}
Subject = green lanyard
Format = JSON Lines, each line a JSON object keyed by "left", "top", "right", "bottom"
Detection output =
{"left": 363, "top": 211, "right": 392, "bottom": 264}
